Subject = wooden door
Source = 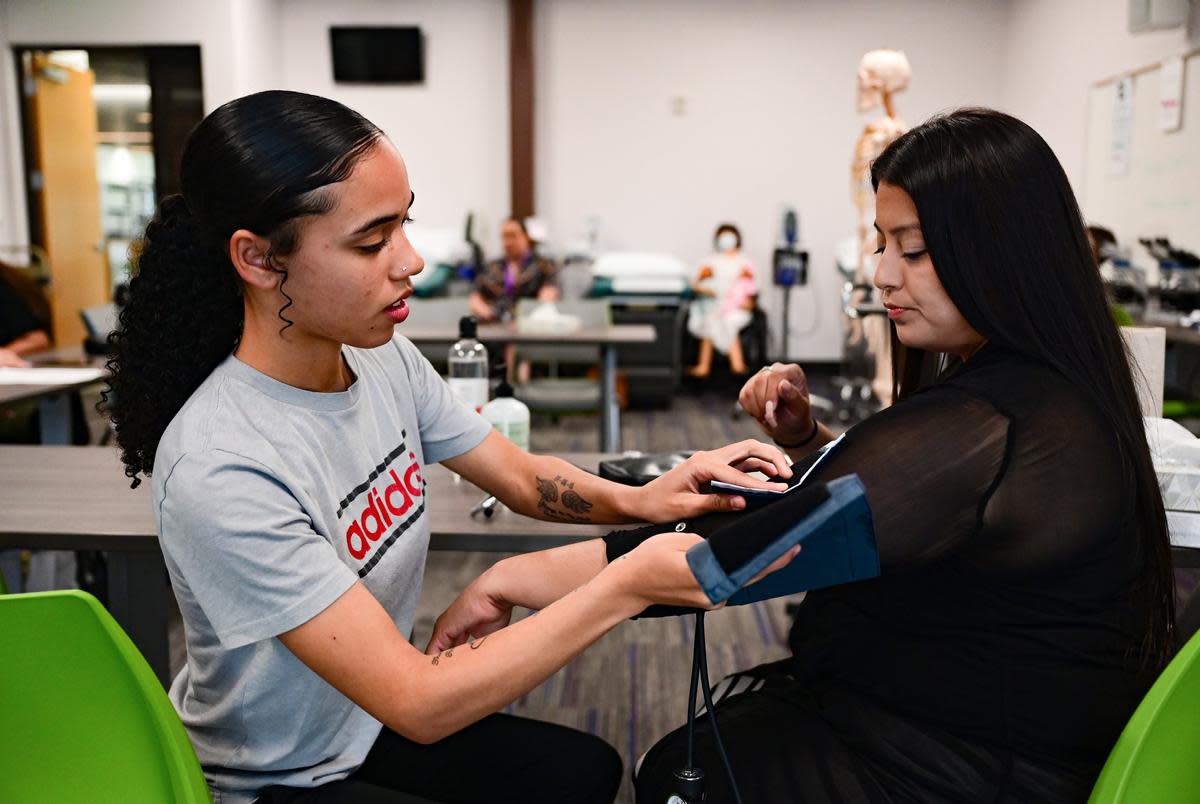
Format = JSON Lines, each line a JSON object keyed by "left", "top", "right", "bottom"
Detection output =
{"left": 26, "top": 53, "right": 109, "bottom": 349}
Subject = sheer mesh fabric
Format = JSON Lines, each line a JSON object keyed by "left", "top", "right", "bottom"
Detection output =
{"left": 809, "top": 385, "right": 1011, "bottom": 572}
{"left": 789, "top": 345, "right": 1152, "bottom": 777}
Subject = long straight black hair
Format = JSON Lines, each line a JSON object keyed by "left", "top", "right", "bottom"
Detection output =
{"left": 105, "top": 91, "right": 382, "bottom": 486}
{"left": 872, "top": 108, "right": 1175, "bottom": 668}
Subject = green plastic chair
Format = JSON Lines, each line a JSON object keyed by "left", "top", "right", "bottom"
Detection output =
{"left": 1089, "top": 630, "right": 1200, "bottom": 802}
{"left": 0, "top": 590, "right": 210, "bottom": 803}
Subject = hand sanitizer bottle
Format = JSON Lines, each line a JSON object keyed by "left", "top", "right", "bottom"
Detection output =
{"left": 448, "top": 316, "right": 489, "bottom": 412}
{"left": 481, "top": 378, "right": 530, "bottom": 451}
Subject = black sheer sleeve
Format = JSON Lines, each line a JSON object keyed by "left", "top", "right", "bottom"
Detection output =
{"left": 602, "top": 448, "right": 830, "bottom": 564}
{"left": 604, "top": 520, "right": 669, "bottom": 564}
{"left": 603, "top": 507, "right": 744, "bottom": 618}
{"left": 806, "top": 385, "right": 1010, "bottom": 571}
{"left": 605, "top": 385, "right": 1010, "bottom": 574}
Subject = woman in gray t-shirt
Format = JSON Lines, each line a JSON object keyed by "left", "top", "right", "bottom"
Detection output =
{"left": 105, "top": 91, "right": 794, "bottom": 804}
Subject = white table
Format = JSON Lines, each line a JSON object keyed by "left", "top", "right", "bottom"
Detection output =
{"left": 0, "top": 348, "right": 107, "bottom": 444}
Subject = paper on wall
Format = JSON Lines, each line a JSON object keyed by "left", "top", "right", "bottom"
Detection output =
{"left": 1159, "top": 55, "right": 1184, "bottom": 133}
{"left": 1111, "top": 76, "right": 1135, "bottom": 177}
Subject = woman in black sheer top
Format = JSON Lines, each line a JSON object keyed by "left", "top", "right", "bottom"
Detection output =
{"left": 628, "top": 109, "right": 1175, "bottom": 803}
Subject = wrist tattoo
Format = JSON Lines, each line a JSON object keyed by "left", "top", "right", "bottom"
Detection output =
{"left": 535, "top": 474, "right": 595, "bottom": 523}
{"left": 430, "top": 647, "right": 456, "bottom": 666}
{"left": 470, "top": 636, "right": 487, "bottom": 650}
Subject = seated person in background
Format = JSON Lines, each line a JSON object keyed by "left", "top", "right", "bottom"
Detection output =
{"left": 630, "top": 109, "right": 1175, "bottom": 803}
{"left": 0, "top": 259, "right": 53, "bottom": 443}
{"left": 0, "top": 260, "right": 51, "bottom": 368}
{"left": 469, "top": 216, "right": 559, "bottom": 323}
{"left": 0, "top": 260, "right": 56, "bottom": 590}
{"left": 687, "top": 223, "right": 757, "bottom": 377}
{"left": 0, "top": 261, "right": 89, "bottom": 448}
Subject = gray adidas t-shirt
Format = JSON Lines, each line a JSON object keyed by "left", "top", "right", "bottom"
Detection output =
{"left": 152, "top": 334, "right": 491, "bottom": 803}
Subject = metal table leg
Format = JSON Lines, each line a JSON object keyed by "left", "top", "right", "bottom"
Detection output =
{"left": 0, "top": 550, "right": 21, "bottom": 593}
{"left": 25, "top": 550, "right": 77, "bottom": 591}
{"left": 37, "top": 394, "right": 71, "bottom": 445}
{"left": 33, "top": 395, "right": 77, "bottom": 590}
{"left": 600, "top": 344, "right": 620, "bottom": 453}
{"left": 106, "top": 551, "right": 172, "bottom": 688}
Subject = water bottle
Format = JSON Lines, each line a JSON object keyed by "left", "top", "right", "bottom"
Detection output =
{"left": 448, "top": 316, "right": 488, "bottom": 412}
{"left": 481, "top": 379, "right": 530, "bottom": 451}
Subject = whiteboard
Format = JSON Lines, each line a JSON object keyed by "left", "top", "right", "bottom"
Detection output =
{"left": 1083, "top": 53, "right": 1200, "bottom": 277}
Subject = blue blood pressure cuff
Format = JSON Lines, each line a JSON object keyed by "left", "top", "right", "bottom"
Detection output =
{"left": 603, "top": 474, "right": 879, "bottom": 617}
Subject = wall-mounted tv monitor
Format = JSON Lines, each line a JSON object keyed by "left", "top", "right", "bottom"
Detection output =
{"left": 330, "top": 26, "right": 424, "bottom": 84}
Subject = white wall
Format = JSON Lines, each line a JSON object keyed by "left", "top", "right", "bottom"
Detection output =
{"left": 1001, "top": 0, "right": 1200, "bottom": 196}
{"left": 231, "top": 0, "right": 283, "bottom": 96}
{"left": 2, "top": 0, "right": 1195, "bottom": 359}
{"left": 277, "top": 0, "right": 510, "bottom": 254}
{"left": 1000, "top": 0, "right": 1199, "bottom": 282}
{"left": 0, "top": 0, "right": 507, "bottom": 256}
{"left": 0, "top": 0, "right": 251, "bottom": 251}
{"left": 535, "top": 0, "right": 1010, "bottom": 361}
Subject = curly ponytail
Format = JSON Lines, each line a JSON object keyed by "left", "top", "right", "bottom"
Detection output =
{"left": 104, "top": 91, "right": 382, "bottom": 486}
{"left": 105, "top": 195, "right": 242, "bottom": 485}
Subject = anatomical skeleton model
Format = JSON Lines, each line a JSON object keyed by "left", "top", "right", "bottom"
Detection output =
{"left": 850, "top": 48, "right": 911, "bottom": 407}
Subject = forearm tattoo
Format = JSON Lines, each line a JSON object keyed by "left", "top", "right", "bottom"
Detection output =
{"left": 535, "top": 474, "right": 595, "bottom": 523}
{"left": 431, "top": 637, "right": 488, "bottom": 666}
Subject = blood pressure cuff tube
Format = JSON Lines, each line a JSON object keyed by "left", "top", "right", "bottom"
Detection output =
{"left": 603, "top": 474, "right": 879, "bottom": 618}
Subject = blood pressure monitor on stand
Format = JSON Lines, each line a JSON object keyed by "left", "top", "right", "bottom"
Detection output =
{"left": 773, "top": 209, "right": 809, "bottom": 360}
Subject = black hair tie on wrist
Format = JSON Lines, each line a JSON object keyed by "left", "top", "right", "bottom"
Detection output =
{"left": 774, "top": 417, "right": 819, "bottom": 450}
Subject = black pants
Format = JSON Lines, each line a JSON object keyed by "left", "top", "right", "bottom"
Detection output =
{"left": 635, "top": 664, "right": 1094, "bottom": 804}
{"left": 256, "top": 713, "right": 622, "bottom": 804}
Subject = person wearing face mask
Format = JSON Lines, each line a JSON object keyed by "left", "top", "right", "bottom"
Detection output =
{"left": 105, "top": 91, "right": 799, "bottom": 804}
{"left": 468, "top": 217, "right": 559, "bottom": 324}
{"left": 686, "top": 223, "right": 757, "bottom": 378}
{"left": 628, "top": 109, "right": 1175, "bottom": 803}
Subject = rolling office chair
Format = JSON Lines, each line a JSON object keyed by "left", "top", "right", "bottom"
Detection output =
{"left": 81, "top": 303, "right": 120, "bottom": 449}
{"left": 80, "top": 302, "right": 120, "bottom": 356}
